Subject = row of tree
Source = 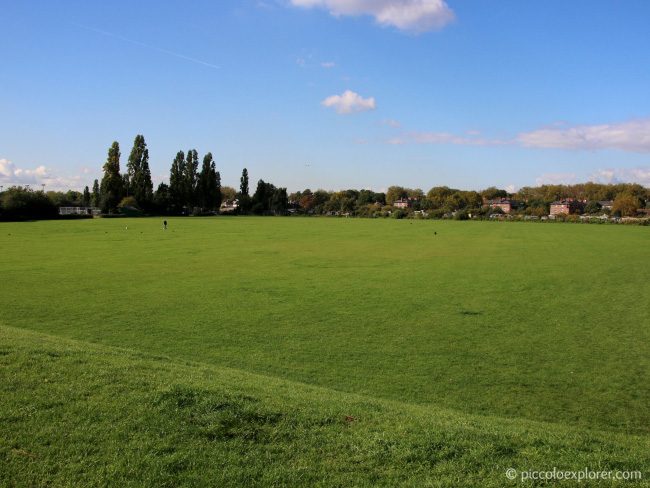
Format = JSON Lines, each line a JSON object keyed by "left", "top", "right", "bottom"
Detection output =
{"left": 1, "top": 134, "right": 649, "bottom": 220}
{"left": 90, "top": 136, "right": 293, "bottom": 216}
{"left": 73, "top": 135, "right": 650, "bottom": 218}
{"left": 286, "top": 184, "right": 649, "bottom": 218}
{"left": 2, "top": 180, "right": 647, "bottom": 221}
{"left": 95, "top": 136, "right": 223, "bottom": 214}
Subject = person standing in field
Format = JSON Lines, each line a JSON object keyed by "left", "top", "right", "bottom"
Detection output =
{"left": 163, "top": 220, "right": 168, "bottom": 230}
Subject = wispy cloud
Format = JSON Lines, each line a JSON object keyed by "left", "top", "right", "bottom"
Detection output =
{"left": 380, "top": 118, "right": 401, "bottom": 128}
{"left": 290, "top": 0, "right": 455, "bottom": 33}
{"left": 533, "top": 167, "right": 650, "bottom": 187}
{"left": 320, "top": 61, "right": 336, "bottom": 68}
{"left": 73, "top": 23, "right": 220, "bottom": 70}
{"left": 589, "top": 167, "right": 650, "bottom": 186}
{"left": 518, "top": 119, "right": 650, "bottom": 152}
{"left": 388, "top": 131, "right": 508, "bottom": 146}
{"left": 322, "top": 90, "right": 376, "bottom": 114}
{"left": 0, "top": 158, "right": 88, "bottom": 191}
{"left": 535, "top": 172, "right": 578, "bottom": 186}
{"left": 384, "top": 118, "right": 650, "bottom": 153}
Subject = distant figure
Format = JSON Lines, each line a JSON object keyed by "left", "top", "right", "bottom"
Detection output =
{"left": 163, "top": 220, "right": 168, "bottom": 230}
{"left": 434, "top": 231, "right": 437, "bottom": 235}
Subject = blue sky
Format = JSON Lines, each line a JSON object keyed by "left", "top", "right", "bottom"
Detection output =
{"left": 1, "top": 0, "right": 649, "bottom": 192}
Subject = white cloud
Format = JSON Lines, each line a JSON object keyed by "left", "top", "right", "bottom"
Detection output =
{"left": 589, "top": 167, "right": 650, "bottom": 186}
{"left": 0, "top": 158, "right": 47, "bottom": 186}
{"left": 322, "top": 90, "right": 376, "bottom": 114}
{"left": 384, "top": 118, "right": 650, "bottom": 153}
{"left": 535, "top": 173, "right": 577, "bottom": 186}
{"left": 290, "top": 0, "right": 455, "bottom": 33}
{"left": 518, "top": 119, "right": 650, "bottom": 152}
{"left": 0, "top": 158, "right": 87, "bottom": 191}
{"left": 321, "top": 61, "right": 336, "bottom": 68}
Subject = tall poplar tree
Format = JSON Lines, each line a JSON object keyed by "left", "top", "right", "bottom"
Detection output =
{"left": 99, "top": 141, "right": 123, "bottom": 213}
{"left": 138, "top": 153, "right": 153, "bottom": 205}
{"left": 169, "top": 151, "right": 185, "bottom": 211}
{"left": 82, "top": 186, "right": 91, "bottom": 207}
{"left": 183, "top": 149, "right": 199, "bottom": 208}
{"left": 198, "top": 153, "right": 223, "bottom": 211}
{"left": 240, "top": 168, "right": 249, "bottom": 196}
{"left": 214, "top": 168, "right": 222, "bottom": 210}
{"left": 238, "top": 168, "right": 251, "bottom": 213}
{"left": 128, "top": 135, "right": 153, "bottom": 206}
{"left": 91, "top": 179, "right": 100, "bottom": 207}
{"left": 198, "top": 153, "right": 213, "bottom": 210}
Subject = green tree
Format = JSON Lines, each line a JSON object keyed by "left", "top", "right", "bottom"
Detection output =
{"left": 238, "top": 168, "right": 251, "bottom": 213}
{"left": 215, "top": 170, "right": 222, "bottom": 210}
{"left": 198, "top": 153, "right": 212, "bottom": 209}
{"left": 91, "top": 179, "right": 100, "bottom": 207}
{"left": 128, "top": 135, "right": 153, "bottom": 207}
{"left": 82, "top": 186, "right": 91, "bottom": 207}
{"left": 0, "top": 186, "right": 57, "bottom": 220}
{"left": 169, "top": 151, "right": 185, "bottom": 211}
{"left": 312, "top": 190, "right": 331, "bottom": 213}
{"left": 480, "top": 187, "right": 508, "bottom": 201}
{"left": 139, "top": 154, "right": 154, "bottom": 206}
{"left": 252, "top": 179, "right": 272, "bottom": 214}
{"left": 612, "top": 194, "right": 641, "bottom": 217}
{"left": 252, "top": 179, "right": 287, "bottom": 215}
{"left": 198, "top": 153, "right": 222, "bottom": 211}
{"left": 99, "top": 141, "right": 124, "bottom": 213}
{"left": 386, "top": 186, "right": 408, "bottom": 205}
{"left": 584, "top": 201, "right": 602, "bottom": 215}
{"left": 183, "top": 150, "right": 199, "bottom": 208}
{"left": 240, "top": 168, "right": 249, "bottom": 196}
{"left": 153, "top": 183, "right": 171, "bottom": 213}
{"left": 427, "top": 186, "right": 455, "bottom": 209}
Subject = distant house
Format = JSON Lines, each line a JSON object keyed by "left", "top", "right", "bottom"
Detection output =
{"left": 58, "top": 207, "right": 99, "bottom": 216}
{"left": 598, "top": 200, "right": 614, "bottom": 211}
{"left": 549, "top": 199, "right": 582, "bottom": 216}
{"left": 220, "top": 199, "right": 239, "bottom": 212}
{"left": 487, "top": 198, "right": 518, "bottom": 214}
{"left": 393, "top": 198, "right": 417, "bottom": 209}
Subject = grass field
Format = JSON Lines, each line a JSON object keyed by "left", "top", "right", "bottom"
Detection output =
{"left": 1, "top": 217, "right": 649, "bottom": 485}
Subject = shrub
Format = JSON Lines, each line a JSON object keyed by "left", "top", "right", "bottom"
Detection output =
{"left": 118, "top": 196, "right": 139, "bottom": 209}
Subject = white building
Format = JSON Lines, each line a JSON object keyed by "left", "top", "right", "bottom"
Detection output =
{"left": 58, "top": 207, "right": 99, "bottom": 216}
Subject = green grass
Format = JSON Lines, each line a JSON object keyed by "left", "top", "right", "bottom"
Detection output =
{"left": 1, "top": 326, "right": 649, "bottom": 487}
{"left": 1, "top": 217, "right": 649, "bottom": 485}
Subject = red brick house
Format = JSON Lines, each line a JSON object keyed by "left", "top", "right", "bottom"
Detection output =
{"left": 550, "top": 199, "right": 583, "bottom": 216}
{"left": 487, "top": 198, "right": 518, "bottom": 214}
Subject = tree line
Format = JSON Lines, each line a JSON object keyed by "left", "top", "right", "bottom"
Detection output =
{"left": 1, "top": 134, "right": 649, "bottom": 220}
{"left": 286, "top": 184, "right": 649, "bottom": 219}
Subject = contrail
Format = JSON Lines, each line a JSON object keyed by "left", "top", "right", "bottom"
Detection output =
{"left": 72, "top": 23, "right": 220, "bottom": 70}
